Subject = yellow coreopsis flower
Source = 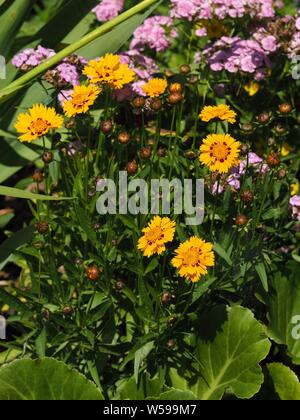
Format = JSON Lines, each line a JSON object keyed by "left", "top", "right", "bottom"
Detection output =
{"left": 199, "top": 104, "right": 237, "bottom": 124}
{"left": 15, "top": 104, "right": 63, "bottom": 142}
{"left": 199, "top": 133, "right": 241, "bottom": 173}
{"left": 63, "top": 84, "right": 101, "bottom": 117}
{"left": 244, "top": 81, "right": 260, "bottom": 97}
{"left": 171, "top": 236, "right": 215, "bottom": 283}
{"left": 83, "top": 54, "right": 135, "bottom": 90}
{"left": 138, "top": 216, "right": 176, "bottom": 258}
{"left": 281, "top": 142, "right": 292, "bottom": 157}
{"left": 142, "top": 78, "right": 168, "bottom": 98}
{"left": 291, "top": 181, "right": 300, "bottom": 196}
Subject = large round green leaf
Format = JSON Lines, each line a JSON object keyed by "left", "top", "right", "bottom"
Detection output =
{"left": 0, "top": 358, "right": 104, "bottom": 400}
{"left": 267, "top": 363, "right": 300, "bottom": 400}
{"left": 170, "top": 305, "right": 271, "bottom": 400}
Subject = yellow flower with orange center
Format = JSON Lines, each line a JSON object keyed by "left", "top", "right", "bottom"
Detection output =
{"left": 199, "top": 133, "right": 241, "bottom": 173}
{"left": 244, "top": 81, "right": 260, "bottom": 97}
{"left": 63, "top": 84, "right": 101, "bottom": 117}
{"left": 171, "top": 236, "right": 215, "bottom": 283}
{"left": 142, "top": 78, "right": 168, "bottom": 98}
{"left": 15, "top": 104, "right": 63, "bottom": 142}
{"left": 199, "top": 104, "right": 237, "bottom": 124}
{"left": 138, "top": 216, "right": 176, "bottom": 257}
{"left": 83, "top": 54, "right": 135, "bottom": 90}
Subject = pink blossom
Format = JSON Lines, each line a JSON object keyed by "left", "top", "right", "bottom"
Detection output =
{"left": 92, "top": 0, "right": 124, "bottom": 22}
{"left": 130, "top": 16, "right": 177, "bottom": 53}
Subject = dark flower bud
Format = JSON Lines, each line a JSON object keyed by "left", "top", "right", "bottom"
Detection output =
{"left": 167, "top": 315, "right": 178, "bottom": 326}
{"left": 157, "top": 147, "right": 167, "bottom": 157}
{"left": 266, "top": 153, "right": 280, "bottom": 167}
{"left": 277, "top": 169, "right": 287, "bottom": 179}
{"left": 257, "top": 112, "right": 270, "bottom": 124}
{"left": 185, "top": 150, "right": 197, "bottom": 160}
{"left": 86, "top": 265, "right": 101, "bottom": 281}
{"left": 268, "top": 137, "right": 276, "bottom": 147}
{"left": 241, "top": 123, "right": 254, "bottom": 134}
{"left": 126, "top": 160, "right": 139, "bottom": 175}
{"left": 167, "top": 339, "right": 176, "bottom": 350}
{"left": 32, "top": 169, "right": 44, "bottom": 183}
{"left": 75, "top": 258, "right": 83, "bottom": 266}
{"left": 150, "top": 98, "right": 163, "bottom": 111}
{"left": 41, "top": 309, "right": 50, "bottom": 321}
{"left": 100, "top": 120, "right": 113, "bottom": 134}
{"left": 240, "top": 189, "right": 254, "bottom": 205}
{"left": 115, "top": 280, "right": 125, "bottom": 291}
{"left": 62, "top": 306, "right": 74, "bottom": 316}
{"left": 161, "top": 292, "right": 172, "bottom": 305}
{"left": 118, "top": 131, "right": 131, "bottom": 144}
{"left": 36, "top": 221, "right": 49, "bottom": 235}
{"left": 164, "top": 69, "right": 175, "bottom": 78}
{"left": 92, "top": 223, "right": 101, "bottom": 231}
{"left": 168, "top": 92, "right": 184, "bottom": 105}
{"left": 180, "top": 64, "right": 191, "bottom": 74}
{"left": 42, "top": 151, "right": 54, "bottom": 164}
{"left": 132, "top": 97, "right": 146, "bottom": 109}
{"left": 279, "top": 103, "right": 292, "bottom": 114}
{"left": 275, "top": 123, "right": 287, "bottom": 135}
{"left": 187, "top": 75, "right": 199, "bottom": 85}
{"left": 235, "top": 214, "right": 248, "bottom": 227}
{"left": 139, "top": 146, "right": 152, "bottom": 159}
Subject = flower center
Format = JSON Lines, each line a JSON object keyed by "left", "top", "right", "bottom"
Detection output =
{"left": 147, "top": 226, "right": 163, "bottom": 244}
{"left": 32, "top": 118, "right": 49, "bottom": 135}
{"left": 72, "top": 94, "right": 87, "bottom": 107}
{"left": 210, "top": 142, "right": 231, "bottom": 162}
{"left": 183, "top": 248, "right": 199, "bottom": 266}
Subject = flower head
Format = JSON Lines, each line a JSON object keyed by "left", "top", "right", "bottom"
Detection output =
{"left": 142, "top": 78, "right": 168, "bottom": 98}
{"left": 244, "top": 81, "right": 260, "bottom": 96}
{"left": 199, "top": 133, "right": 241, "bottom": 173}
{"left": 171, "top": 236, "right": 215, "bottom": 283}
{"left": 199, "top": 104, "right": 237, "bottom": 124}
{"left": 63, "top": 84, "right": 101, "bottom": 117}
{"left": 83, "top": 54, "right": 135, "bottom": 89}
{"left": 291, "top": 181, "right": 300, "bottom": 196}
{"left": 138, "top": 216, "right": 176, "bottom": 257}
{"left": 15, "top": 104, "right": 63, "bottom": 142}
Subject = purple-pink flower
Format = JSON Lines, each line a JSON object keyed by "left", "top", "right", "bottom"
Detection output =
{"left": 92, "top": 0, "right": 124, "bottom": 22}
{"left": 130, "top": 16, "right": 177, "bottom": 53}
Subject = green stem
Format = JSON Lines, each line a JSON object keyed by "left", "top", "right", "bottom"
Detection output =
{"left": 0, "top": 0, "right": 158, "bottom": 102}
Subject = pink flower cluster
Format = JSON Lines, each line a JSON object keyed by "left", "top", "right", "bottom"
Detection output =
{"left": 12, "top": 46, "right": 55, "bottom": 70}
{"left": 130, "top": 16, "right": 178, "bottom": 53}
{"left": 290, "top": 195, "right": 300, "bottom": 221}
{"left": 287, "top": 12, "right": 300, "bottom": 58}
{"left": 92, "top": 0, "right": 124, "bottom": 22}
{"left": 170, "top": 0, "right": 276, "bottom": 21}
{"left": 199, "top": 34, "right": 275, "bottom": 80}
{"left": 213, "top": 153, "right": 269, "bottom": 194}
{"left": 12, "top": 46, "right": 86, "bottom": 87}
